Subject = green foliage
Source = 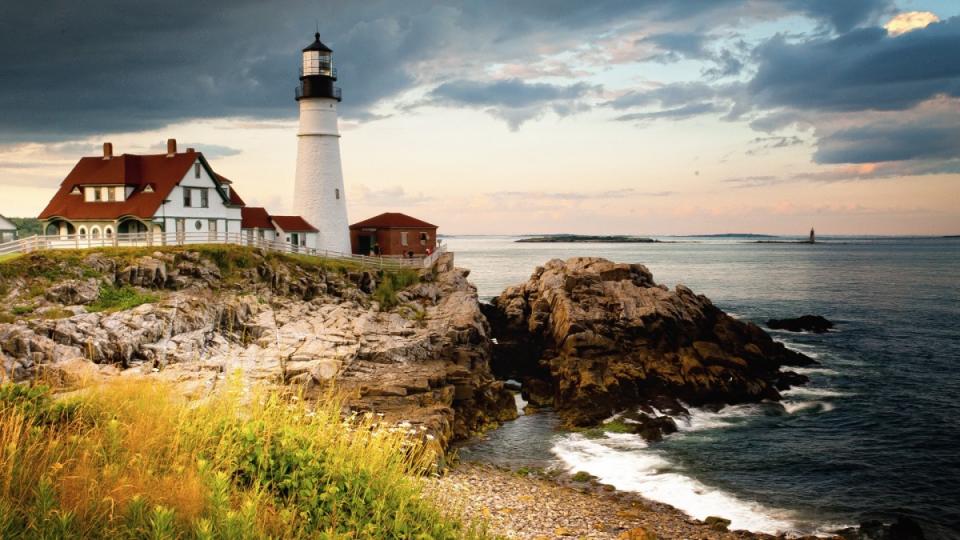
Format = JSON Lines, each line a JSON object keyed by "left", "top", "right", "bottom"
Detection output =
{"left": 571, "top": 471, "right": 595, "bottom": 482}
{"left": 87, "top": 285, "right": 158, "bottom": 313}
{"left": 6, "top": 218, "right": 41, "bottom": 238}
{"left": 575, "top": 419, "right": 634, "bottom": 439}
{"left": 373, "top": 268, "right": 420, "bottom": 311}
{"left": 11, "top": 305, "right": 33, "bottom": 316}
{"left": 0, "top": 378, "right": 485, "bottom": 539}
{"left": 0, "top": 384, "right": 79, "bottom": 424}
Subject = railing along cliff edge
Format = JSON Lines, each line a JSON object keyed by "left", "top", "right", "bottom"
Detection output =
{"left": 0, "top": 231, "right": 448, "bottom": 272}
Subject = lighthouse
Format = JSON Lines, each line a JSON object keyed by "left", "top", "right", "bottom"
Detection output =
{"left": 292, "top": 33, "right": 350, "bottom": 253}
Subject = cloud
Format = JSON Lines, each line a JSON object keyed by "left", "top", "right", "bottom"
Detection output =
{"left": 423, "top": 79, "right": 597, "bottom": 129}
{"left": 724, "top": 159, "right": 960, "bottom": 187}
{"left": 0, "top": 0, "right": 911, "bottom": 143}
{"left": 783, "top": 0, "right": 895, "bottom": 32}
{"left": 745, "top": 135, "right": 805, "bottom": 155}
{"left": 746, "top": 17, "right": 960, "bottom": 113}
{"left": 615, "top": 102, "right": 722, "bottom": 122}
{"left": 352, "top": 184, "right": 435, "bottom": 206}
{"left": 884, "top": 11, "right": 940, "bottom": 36}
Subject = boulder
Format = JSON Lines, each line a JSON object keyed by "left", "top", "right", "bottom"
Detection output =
{"left": 486, "top": 257, "right": 814, "bottom": 427}
{"left": 767, "top": 315, "right": 834, "bottom": 333}
{"left": 45, "top": 278, "right": 100, "bottom": 305}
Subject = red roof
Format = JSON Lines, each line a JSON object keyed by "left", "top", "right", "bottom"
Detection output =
{"left": 349, "top": 212, "right": 437, "bottom": 229}
{"left": 38, "top": 151, "right": 215, "bottom": 220}
{"left": 271, "top": 215, "right": 318, "bottom": 232}
{"left": 217, "top": 174, "right": 246, "bottom": 207}
{"left": 241, "top": 207, "right": 273, "bottom": 229}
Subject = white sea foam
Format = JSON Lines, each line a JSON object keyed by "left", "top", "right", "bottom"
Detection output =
{"left": 789, "top": 366, "right": 839, "bottom": 376}
{"left": 674, "top": 403, "right": 764, "bottom": 432}
{"left": 781, "top": 387, "right": 851, "bottom": 398}
{"left": 552, "top": 434, "right": 799, "bottom": 534}
{"left": 782, "top": 400, "right": 835, "bottom": 414}
{"left": 513, "top": 392, "right": 528, "bottom": 415}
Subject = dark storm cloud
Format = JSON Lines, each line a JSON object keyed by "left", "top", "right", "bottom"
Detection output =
{"left": 814, "top": 114, "right": 960, "bottom": 164}
{"left": 783, "top": 0, "right": 895, "bottom": 32}
{"left": 0, "top": 0, "right": 903, "bottom": 142}
{"left": 428, "top": 79, "right": 594, "bottom": 109}
{"left": 422, "top": 79, "right": 596, "bottom": 129}
{"left": 747, "top": 17, "right": 960, "bottom": 113}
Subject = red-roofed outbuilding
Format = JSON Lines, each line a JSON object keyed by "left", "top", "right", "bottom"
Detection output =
{"left": 349, "top": 212, "right": 438, "bottom": 256}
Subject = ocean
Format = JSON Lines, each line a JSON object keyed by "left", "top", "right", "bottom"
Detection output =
{"left": 446, "top": 235, "right": 960, "bottom": 539}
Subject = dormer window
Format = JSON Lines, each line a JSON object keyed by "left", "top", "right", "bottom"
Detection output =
{"left": 143, "top": 185, "right": 154, "bottom": 193}
{"left": 194, "top": 163, "right": 201, "bottom": 178}
{"left": 94, "top": 188, "right": 102, "bottom": 202}
{"left": 70, "top": 186, "right": 82, "bottom": 195}
{"left": 107, "top": 187, "right": 116, "bottom": 202}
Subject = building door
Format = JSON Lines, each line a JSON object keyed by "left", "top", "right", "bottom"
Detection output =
{"left": 175, "top": 219, "right": 185, "bottom": 244}
{"left": 289, "top": 232, "right": 300, "bottom": 252}
{"left": 246, "top": 229, "right": 253, "bottom": 245}
{"left": 208, "top": 219, "right": 218, "bottom": 242}
{"left": 358, "top": 235, "right": 372, "bottom": 255}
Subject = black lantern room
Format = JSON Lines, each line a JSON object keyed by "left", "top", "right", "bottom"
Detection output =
{"left": 296, "top": 33, "right": 341, "bottom": 101}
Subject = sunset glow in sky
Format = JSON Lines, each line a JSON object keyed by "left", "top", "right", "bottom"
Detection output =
{"left": 1, "top": 0, "right": 958, "bottom": 235}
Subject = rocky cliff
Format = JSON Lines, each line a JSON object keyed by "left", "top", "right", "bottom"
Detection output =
{"left": 484, "top": 257, "right": 813, "bottom": 431}
{"left": 0, "top": 247, "right": 516, "bottom": 447}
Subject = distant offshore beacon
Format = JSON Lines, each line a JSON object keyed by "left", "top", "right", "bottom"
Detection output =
{"left": 292, "top": 33, "right": 350, "bottom": 253}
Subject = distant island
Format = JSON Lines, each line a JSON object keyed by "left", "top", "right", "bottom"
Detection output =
{"left": 681, "top": 233, "right": 777, "bottom": 238}
{"left": 516, "top": 235, "right": 659, "bottom": 243}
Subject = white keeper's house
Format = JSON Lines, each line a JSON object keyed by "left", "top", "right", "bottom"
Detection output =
{"left": 38, "top": 139, "right": 319, "bottom": 250}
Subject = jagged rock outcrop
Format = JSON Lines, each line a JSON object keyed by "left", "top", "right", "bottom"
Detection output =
{"left": 0, "top": 248, "right": 515, "bottom": 447}
{"left": 484, "top": 257, "right": 814, "bottom": 428}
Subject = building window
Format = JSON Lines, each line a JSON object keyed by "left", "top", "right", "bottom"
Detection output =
{"left": 91, "top": 227, "right": 100, "bottom": 240}
{"left": 183, "top": 188, "right": 192, "bottom": 207}
{"left": 420, "top": 232, "right": 428, "bottom": 245}
{"left": 94, "top": 188, "right": 102, "bottom": 202}
{"left": 194, "top": 163, "right": 201, "bottom": 178}
{"left": 335, "top": 188, "right": 340, "bottom": 200}
{"left": 194, "top": 220, "right": 203, "bottom": 231}
{"left": 78, "top": 227, "right": 87, "bottom": 239}
{"left": 107, "top": 187, "right": 116, "bottom": 202}
{"left": 200, "top": 189, "right": 209, "bottom": 208}
{"left": 400, "top": 231, "right": 408, "bottom": 246}
{"left": 104, "top": 226, "right": 113, "bottom": 238}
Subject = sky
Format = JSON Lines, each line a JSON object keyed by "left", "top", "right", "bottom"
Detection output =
{"left": 0, "top": 0, "right": 958, "bottom": 235}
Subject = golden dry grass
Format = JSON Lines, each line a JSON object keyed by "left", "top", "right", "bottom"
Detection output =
{"left": 0, "top": 376, "right": 487, "bottom": 539}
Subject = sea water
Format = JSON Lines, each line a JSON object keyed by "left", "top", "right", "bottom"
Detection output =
{"left": 449, "top": 235, "right": 960, "bottom": 539}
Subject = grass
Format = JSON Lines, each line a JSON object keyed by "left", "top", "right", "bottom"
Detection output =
{"left": 373, "top": 268, "right": 420, "bottom": 311}
{"left": 0, "top": 254, "right": 21, "bottom": 264}
{"left": 87, "top": 285, "right": 158, "bottom": 313}
{"left": 0, "top": 377, "right": 486, "bottom": 539}
{"left": 575, "top": 419, "right": 635, "bottom": 439}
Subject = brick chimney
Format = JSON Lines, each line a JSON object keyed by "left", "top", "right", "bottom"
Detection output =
{"left": 186, "top": 147, "right": 195, "bottom": 153}
{"left": 102, "top": 142, "right": 113, "bottom": 160}
{"left": 166, "top": 138, "right": 177, "bottom": 157}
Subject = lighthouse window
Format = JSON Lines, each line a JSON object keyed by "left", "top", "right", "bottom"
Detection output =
{"left": 335, "top": 188, "right": 340, "bottom": 200}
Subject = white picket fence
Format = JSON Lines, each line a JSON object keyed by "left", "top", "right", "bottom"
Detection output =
{"left": 0, "top": 231, "right": 448, "bottom": 271}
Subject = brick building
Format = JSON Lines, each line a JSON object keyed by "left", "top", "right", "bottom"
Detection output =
{"left": 349, "top": 212, "right": 437, "bottom": 257}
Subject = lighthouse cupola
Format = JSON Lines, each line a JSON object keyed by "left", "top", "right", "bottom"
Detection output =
{"left": 297, "top": 33, "right": 341, "bottom": 101}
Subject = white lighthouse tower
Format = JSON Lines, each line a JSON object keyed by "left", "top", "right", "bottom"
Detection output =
{"left": 292, "top": 33, "right": 350, "bottom": 253}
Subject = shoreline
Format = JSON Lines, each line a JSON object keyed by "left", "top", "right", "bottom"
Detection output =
{"left": 428, "top": 462, "right": 817, "bottom": 539}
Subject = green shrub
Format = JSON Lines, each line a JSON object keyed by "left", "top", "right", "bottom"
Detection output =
{"left": 571, "top": 471, "right": 594, "bottom": 482}
{"left": 10, "top": 305, "right": 33, "bottom": 316}
{"left": 373, "top": 269, "right": 420, "bottom": 311}
{"left": 87, "top": 285, "right": 158, "bottom": 313}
